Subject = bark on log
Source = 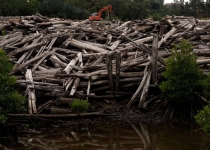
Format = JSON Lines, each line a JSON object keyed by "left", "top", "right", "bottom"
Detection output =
{"left": 25, "top": 69, "right": 37, "bottom": 114}
{"left": 106, "top": 52, "right": 114, "bottom": 91}
{"left": 151, "top": 34, "right": 158, "bottom": 84}
{"left": 158, "top": 27, "right": 176, "bottom": 48}
{"left": 11, "top": 49, "right": 56, "bottom": 75}
{"left": 8, "top": 111, "right": 115, "bottom": 118}
{"left": 126, "top": 66, "right": 149, "bottom": 108}
{"left": 139, "top": 70, "right": 151, "bottom": 108}
{"left": 9, "top": 38, "right": 49, "bottom": 56}
{"left": 115, "top": 50, "right": 121, "bottom": 91}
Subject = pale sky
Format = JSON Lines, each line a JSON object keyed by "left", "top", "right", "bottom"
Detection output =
{"left": 164, "top": 0, "right": 189, "bottom": 4}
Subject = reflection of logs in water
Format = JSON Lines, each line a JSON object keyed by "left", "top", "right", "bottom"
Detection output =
{"left": 14, "top": 122, "right": 157, "bottom": 150}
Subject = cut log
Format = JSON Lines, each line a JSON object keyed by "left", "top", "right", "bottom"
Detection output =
{"left": 9, "top": 38, "right": 49, "bottom": 56}
{"left": 139, "top": 70, "right": 152, "bottom": 107}
{"left": 11, "top": 49, "right": 56, "bottom": 75}
{"left": 126, "top": 66, "right": 149, "bottom": 108}
{"left": 158, "top": 27, "right": 176, "bottom": 48}
{"left": 151, "top": 34, "right": 158, "bottom": 84}
{"left": 115, "top": 50, "right": 121, "bottom": 91}
{"left": 8, "top": 111, "right": 115, "bottom": 118}
{"left": 25, "top": 69, "right": 37, "bottom": 114}
{"left": 106, "top": 52, "right": 114, "bottom": 91}
{"left": 63, "top": 52, "right": 81, "bottom": 74}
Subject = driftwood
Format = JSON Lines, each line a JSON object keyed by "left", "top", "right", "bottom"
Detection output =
{"left": 25, "top": 69, "right": 37, "bottom": 114}
{"left": 0, "top": 14, "right": 209, "bottom": 116}
{"left": 9, "top": 111, "right": 115, "bottom": 118}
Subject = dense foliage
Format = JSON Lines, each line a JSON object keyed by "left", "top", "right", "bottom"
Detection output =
{"left": 195, "top": 105, "right": 210, "bottom": 133}
{"left": 0, "top": 49, "right": 26, "bottom": 124}
{"left": 0, "top": 0, "right": 209, "bottom": 21}
{"left": 159, "top": 40, "right": 203, "bottom": 105}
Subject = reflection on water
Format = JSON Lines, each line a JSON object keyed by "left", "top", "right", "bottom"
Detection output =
{"left": 4, "top": 121, "right": 210, "bottom": 150}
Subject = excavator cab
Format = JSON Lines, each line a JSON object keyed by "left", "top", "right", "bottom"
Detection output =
{"left": 89, "top": 4, "right": 112, "bottom": 21}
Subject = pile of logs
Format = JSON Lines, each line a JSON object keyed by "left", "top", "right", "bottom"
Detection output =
{"left": 1, "top": 14, "right": 210, "bottom": 115}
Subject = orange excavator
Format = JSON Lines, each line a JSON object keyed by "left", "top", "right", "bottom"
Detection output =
{"left": 89, "top": 4, "right": 112, "bottom": 21}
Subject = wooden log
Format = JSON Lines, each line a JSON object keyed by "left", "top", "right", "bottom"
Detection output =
{"left": 139, "top": 70, "right": 151, "bottom": 108}
{"left": 126, "top": 66, "right": 149, "bottom": 108}
{"left": 8, "top": 111, "right": 115, "bottom": 118}
{"left": 121, "top": 35, "right": 165, "bottom": 66}
{"left": 17, "top": 80, "right": 59, "bottom": 86}
{"left": 124, "top": 36, "right": 153, "bottom": 47}
{"left": 106, "top": 52, "right": 114, "bottom": 91}
{"left": 15, "top": 43, "right": 30, "bottom": 67}
{"left": 9, "top": 38, "right": 49, "bottom": 56}
{"left": 70, "top": 53, "right": 83, "bottom": 96}
{"left": 158, "top": 27, "right": 176, "bottom": 48}
{"left": 108, "top": 39, "right": 121, "bottom": 51}
{"left": 65, "top": 38, "right": 109, "bottom": 53}
{"left": 55, "top": 52, "right": 69, "bottom": 63}
{"left": 193, "top": 49, "right": 210, "bottom": 55}
{"left": 25, "top": 69, "right": 37, "bottom": 114}
{"left": 75, "top": 92, "right": 121, "bottom": 99}
{"left": 70, "top": 78, "right": 80, "bottom": 96}
{"left": 120, "top": 57, "right": 149, "bottom": 70}
{"left": 65, "top": 78, "right": 74, "bottom": 91}
{"left": 87, "top": 79, "right": 91, "bottom": 100}
{"left": 50, "top": 107, "right": 72, "bottom": 114}
{"left": 11, "top": 49, "right": 56, "bottom": 75}
{"left": 80, "top": 27, "right": 102, "bottom": 34}
{"left": 0, "top": 33, "right": 22, "bottom": 48}
{"left": 151, "top": 34, "right": 158, "bottom": 84}
{"left": 49, "top": 54, "right": 67, "bottom": 68}
{"left": 142, "top": 95, "right": 160, "bottom": 109}
{"left": 63, "top": 52, "right": 81, "bottom": 74}
{"left": 115, "top": 50, "right": 121, "bottom": 91}
{"left": 37, "top": 100, "right": 54, "bottom": 114}
{"left": 197, "top": 59, "right": 210, "bottom": 65}
{"left": 106, "top": 34, "right": 112, "bottom": 45}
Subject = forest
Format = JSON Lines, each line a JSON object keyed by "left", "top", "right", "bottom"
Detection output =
{"left": 0, "top": 0, "right": 210, "bottom": 21}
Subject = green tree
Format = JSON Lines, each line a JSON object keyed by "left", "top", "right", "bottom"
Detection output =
{"left": 0, "top": 49, "right": 26, "bottom": 124}
{"left": 159, "top": 40, "right": 204, "bottom": 116}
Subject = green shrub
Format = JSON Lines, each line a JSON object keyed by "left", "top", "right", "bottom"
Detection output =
{"left": 195, "top": 105, "right": 210, "bottom": 133}
{"left": 152, "top": 13, "right": 162, "bottom": 21}
{"left": 159, "top": 39, "right": 203, "bottom": 105}
{"left": 202, "top": 75, "right": 210, "bottom": 101}
{"left": 1, "top": 30, "right": 7, "bottom": 36}
{"left": 0, "top": 49, "right": 26, "bottom": 124}
{"left": 70, "top": 99, "right": 90, "bottom": 115}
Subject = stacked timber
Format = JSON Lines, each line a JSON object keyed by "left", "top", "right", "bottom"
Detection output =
{"left": 1, "top": 13, "right": 210, "bottom": 115}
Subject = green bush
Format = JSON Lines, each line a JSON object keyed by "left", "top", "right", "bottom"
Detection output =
{"left": 152, "top": 13, "right": 162, "bottom": 21}
{"left": 202, "top": 75, "right": 210, "bottom": 101}
{"left": 1, "top": 30, "right": 7, "bottom": 36}
{"left": 0, "top": 49, "right": 26, "bottom": 124}
{"left": 195, "top": 105, "right": 210, "bottom": 133}
{"left": 159, "top": 39, "right": 203, "bottom": 105}
{"left": 70, "top": 99, "right": 90, "bottom": 115}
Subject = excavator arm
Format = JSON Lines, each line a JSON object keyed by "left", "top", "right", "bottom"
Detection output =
{"left": 89, "top": 4, "right": 112, "bottom": 21}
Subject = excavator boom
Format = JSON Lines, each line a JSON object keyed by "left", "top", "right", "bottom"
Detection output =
{"left": 89, "top": 4, "right": 112, "bottom": 21}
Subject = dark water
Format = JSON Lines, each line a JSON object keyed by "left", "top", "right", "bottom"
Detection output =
{"left": 1, "top": 121, "right": 210, "bottom": 150}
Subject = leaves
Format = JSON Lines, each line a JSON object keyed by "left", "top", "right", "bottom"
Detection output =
{"left": 0, "top": 49, "right": 26, "bottom": 124}
{"left": 195, "top": 105, "right": 210, "bottom": 133}
{"left": 159, "top": 40, "right": 203, "bottom": 104}
{"left": 70, "top": 99, "right": 90, "bottom": 115}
